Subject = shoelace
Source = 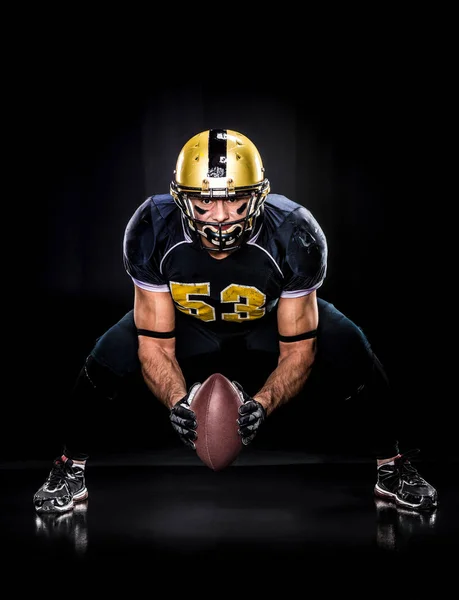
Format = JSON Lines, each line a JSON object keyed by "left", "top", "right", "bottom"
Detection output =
{"left": 397, "top": 449, "right": 426, "bottom": 484}
{"left": 47, "top": 459, "right": 71, "bottom": 487}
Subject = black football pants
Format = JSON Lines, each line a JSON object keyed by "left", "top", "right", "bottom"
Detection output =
{"left": 62, "top": 298, "right": 399, "bottom": 461}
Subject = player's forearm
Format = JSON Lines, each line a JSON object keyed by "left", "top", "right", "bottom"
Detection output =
{"left": 254, "top": 346, "right": 315, "bottom": 416}
{"left": 139, "top": 348, "right": 187, "bottom": 410}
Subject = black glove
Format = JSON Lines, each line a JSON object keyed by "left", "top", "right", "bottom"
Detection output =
{"left": 169, "top": 383, "right": 201, "bottom": 449}
{"left": 233, "top": 381, "right": 267, "bottom": 446}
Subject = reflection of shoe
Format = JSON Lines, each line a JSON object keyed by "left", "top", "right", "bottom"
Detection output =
{"left": 375, "top": 497, "right": 438, "bottom": 552}
{"left": 35, "top": 500, "right": 88, "bottom": 555}
{"left": 374, "top": 497, "right": 397, "bottom": 551}
{"left": 397, "top": 504, "right": 437, "bottom": 530}
{"left": 33, "top": 457, "right": 88, "bottom": 513}
{"left": 374, "top": 449, "right": 438, "bottom": 511}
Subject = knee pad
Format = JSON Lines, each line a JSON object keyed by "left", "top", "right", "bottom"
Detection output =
{"left": 80, "top": 354, "right": 122, "bottom": 401}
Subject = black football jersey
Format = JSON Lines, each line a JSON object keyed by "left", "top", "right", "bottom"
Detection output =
{"left": 123, "top": 193, "right": 327, "bottom": 336}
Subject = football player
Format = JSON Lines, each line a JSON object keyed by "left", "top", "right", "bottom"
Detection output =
{"left": 34, "top": 129, "right": 437, "bottom": 514}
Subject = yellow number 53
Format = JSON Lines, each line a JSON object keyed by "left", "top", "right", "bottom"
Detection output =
{"left": 170, "top": 281, "right": 266, "bottom": 323}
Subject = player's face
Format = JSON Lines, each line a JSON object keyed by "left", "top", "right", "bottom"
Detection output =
{"left": 189, "top": 195, "right": 250, "bottom": 251}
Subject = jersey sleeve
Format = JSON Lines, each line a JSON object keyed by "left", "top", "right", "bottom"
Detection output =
{"left": 281, "top": 206, "right": 328, "bottom": 297}
{"left": 122, "top": 198, "right": 169, "bottom": 290}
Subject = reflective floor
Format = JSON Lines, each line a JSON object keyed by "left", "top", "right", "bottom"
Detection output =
{"left": 1, "top": 449, "right": 457, "bottom": 586}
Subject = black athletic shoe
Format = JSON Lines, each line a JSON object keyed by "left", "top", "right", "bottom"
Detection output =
{"left": 374, "top": 449, "right": 438, "bottom": 511}
{"left": 33, "top": 457, "right": 88, "bottom": 513}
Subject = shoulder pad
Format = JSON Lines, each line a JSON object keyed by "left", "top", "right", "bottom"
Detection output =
{"left": 285, "top": 206, "right": 328, "bottom": 289}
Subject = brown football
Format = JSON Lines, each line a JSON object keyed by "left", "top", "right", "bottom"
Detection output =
{"left": 190, "top": 373, "right": 243, "bottom": 471}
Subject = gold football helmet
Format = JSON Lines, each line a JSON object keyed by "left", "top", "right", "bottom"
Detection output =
{"left": 170, "top": 129, "right": 270, "bottom": 251}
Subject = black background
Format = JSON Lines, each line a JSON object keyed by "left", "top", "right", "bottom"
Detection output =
{"left": 7, "top": 35, "right": 455, "bottom": 463}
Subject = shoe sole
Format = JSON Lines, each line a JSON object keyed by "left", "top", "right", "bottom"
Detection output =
{"left": 374, "top": 484, "right": 437, "bottom": 511}
{"left": 34, "top": 487, "right": 89, "bottom": 514}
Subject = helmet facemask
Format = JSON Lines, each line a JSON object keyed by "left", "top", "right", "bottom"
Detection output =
{"left": 171, "top": 182, "right": 269, "bottom": 252}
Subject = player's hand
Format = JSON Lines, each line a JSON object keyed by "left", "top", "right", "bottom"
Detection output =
{"left": 169, "top": 383, "right": 201, "bottom": 449}
{"left": 232, "top": 381, "right": 266, "bottom": 445}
